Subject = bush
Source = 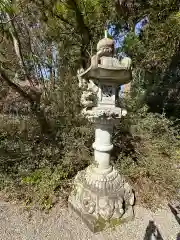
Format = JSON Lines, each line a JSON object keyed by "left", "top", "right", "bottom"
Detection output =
{"left": 0, "top": 75, "right": 94, "bottom": 208}
{"left": 113, "top": 96, "right": 180, "bottom": 208}
{"left": 0, "top": 74, "right": 179, "bottom": 209}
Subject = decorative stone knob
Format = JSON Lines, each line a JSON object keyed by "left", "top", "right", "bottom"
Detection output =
{"left": 97, "top": 37, "right": 114, "bottom": 57}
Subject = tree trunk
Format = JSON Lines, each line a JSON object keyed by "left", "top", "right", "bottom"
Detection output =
{"left": 0, "top": 68, "right": 52, "bottom": 134}
{"left": 31, "top": 103, "right": 52, "bottom": 134}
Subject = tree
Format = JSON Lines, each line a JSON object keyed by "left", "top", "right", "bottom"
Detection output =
{"left": 115, "top": 0, "right": 180, "bottom": 118}
{"left": 0, "top": 0, "right": 120, "bottom": 132}
{"left": 30, "top": 0, "right": 116, "bottom": 70}
{"left": 0, "top": 0, "right": 57, "bottom": 132}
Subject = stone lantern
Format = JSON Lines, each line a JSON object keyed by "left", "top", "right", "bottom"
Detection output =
{"left": 68, "top": 34, "right": 135, "bottom": 232}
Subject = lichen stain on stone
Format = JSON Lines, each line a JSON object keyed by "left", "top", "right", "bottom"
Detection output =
{"left": 94, "top": 216, "right": 128, "bottom": 232}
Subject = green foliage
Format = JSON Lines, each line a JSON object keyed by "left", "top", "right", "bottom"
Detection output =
{"left": 0, "top": 74, "right": 93, "bottom": 208}
{"left": 122, "top": 32, "right": 146, "bottom": 65}
{"left": 113, "top": 93, "right": 180, "bottom": 207}
{"left": 0, "top": 0, "right": 180, "bottom": 210}
{"left": 21, "top": 166, "right": 69, "bottom": 209}
{"left": 1, "top": 82, "right": 179, "bottom": 209}
{"left": 118, "top": 2, "right": 180, "bottom": 118}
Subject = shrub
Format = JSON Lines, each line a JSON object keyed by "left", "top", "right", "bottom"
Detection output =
{"left": 0, "top": 74, "right": 179, "bottom": 209}
{"left": 113, "top": 97, "right": 180, "bottom": 208}
{"left": 0, "top": 75, "right": 94, "bottom": 208}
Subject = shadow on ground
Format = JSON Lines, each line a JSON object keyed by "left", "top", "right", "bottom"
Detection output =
{"left": 168, "top": 203, "right": 180, "bottom": 240}
{"left": 143, "top": 220, "right": 163, "bottom": 240}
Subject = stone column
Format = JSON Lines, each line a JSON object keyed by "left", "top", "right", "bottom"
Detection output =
{"left": 93, "top": 122, "right": 113, "bottom": 173}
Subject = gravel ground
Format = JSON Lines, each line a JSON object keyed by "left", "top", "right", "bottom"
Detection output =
{"left": 0, "top": 200, "right": 179, "bottom": 240}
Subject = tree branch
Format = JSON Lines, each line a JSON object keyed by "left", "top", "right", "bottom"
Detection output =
{"left": 53, "top": 13, "right": 75, "bottom": 28}
{"left": 67, "top": 0, "right": 91, "bottom": 68}
{"left": 6, "top": 12, "right": 35, "bottom": 86}
{"left": 0, "top": 15, "right": 18, "bottom": 24}
{"left": 0, "top": 67, "right": 34, "bottom": 104}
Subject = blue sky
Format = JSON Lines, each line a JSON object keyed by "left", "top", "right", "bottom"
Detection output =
{"left": 135, "top": 16, "right": 148, "bottom": 35}
{"left": 108, "top": 17, "right": 148, "bottom": 93}
{"left": 41, "top": 17, "right": 148, "bottom": 81}
{"left": 108, "top": 16, "right": 148, "bottom": 50}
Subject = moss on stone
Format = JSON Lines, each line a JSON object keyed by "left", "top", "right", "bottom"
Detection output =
{"left": 94, "top": 216, "right": 128, "bottom": 232}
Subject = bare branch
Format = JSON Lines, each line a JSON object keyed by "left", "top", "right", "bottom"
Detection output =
{"left": 5, "top": 12, "right": 35, "bottom": 86}
{"left": 86, "top": 49, "right": 91, "bottom": 58}
{"left": 53, "top": 13, "right": 75, "bottom": 28}
{"left": 0, "top": 67, "right": 34, "bottom": 104}
{"left": 0, "top": 15, "right": 18, "bottom": 24}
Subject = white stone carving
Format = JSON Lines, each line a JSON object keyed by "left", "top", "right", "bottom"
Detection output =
{"left": 69, "top": 165, "right": 134, "bottom": 225}
{"left": 69, "top": 35, "right": 134, "bottom": 232}
{"left": 78, "top": 69, "right": 99, "bottom": 109}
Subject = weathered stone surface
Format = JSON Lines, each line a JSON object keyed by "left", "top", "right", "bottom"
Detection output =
{"left": 69, "top": 34, "right": 134, "bottom": 232}
{"left": 69, "top": 165, "right": 134, "bottom": 233}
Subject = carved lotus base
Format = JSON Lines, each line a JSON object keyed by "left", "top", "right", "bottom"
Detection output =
{"left": 68, "top": 165, "right": 135, "bottom": 232}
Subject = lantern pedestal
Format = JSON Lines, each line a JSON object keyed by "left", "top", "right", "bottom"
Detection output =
{"left": 69, "top": 165, "right": 134, "bottom": 232}
{"left": 69, "top": 112, "right": 134, "bottom": 233}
